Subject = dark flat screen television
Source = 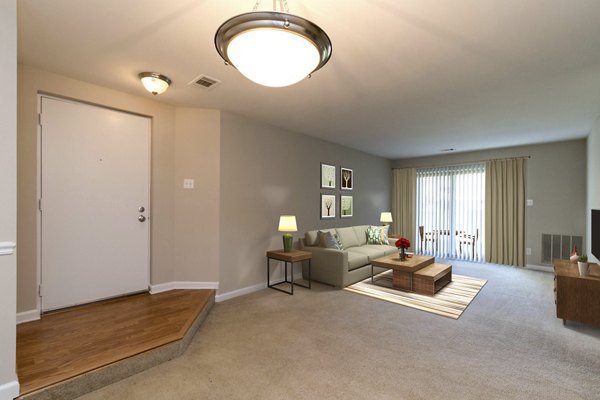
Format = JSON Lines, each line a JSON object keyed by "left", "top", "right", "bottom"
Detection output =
{"left": 593, "top": 209, "right": 600, "bottom": 260}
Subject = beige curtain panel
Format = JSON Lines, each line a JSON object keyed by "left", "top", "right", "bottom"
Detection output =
{"left": 485, "top": 158, "right": 527, "bottom": 267}
{"left": 392, "top": 168, "right": 416, "bottom": 246}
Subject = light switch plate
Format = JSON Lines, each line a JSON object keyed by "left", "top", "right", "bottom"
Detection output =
{"left": 183, "top": 179, "right": 194, "bottom": 189}
{"left": 526, "top": 199, "right": 533, "bottom": 206}
{"left": 526, "top": 248, "right": 532, "bottom": 255}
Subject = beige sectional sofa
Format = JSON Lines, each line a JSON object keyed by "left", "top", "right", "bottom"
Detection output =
{"left": 301, "top": 225, "right": 397, "bottom": 287}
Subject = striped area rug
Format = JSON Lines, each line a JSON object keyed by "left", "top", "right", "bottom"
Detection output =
{"left": 344, "top": 271, "right": 487, "bottom": 319}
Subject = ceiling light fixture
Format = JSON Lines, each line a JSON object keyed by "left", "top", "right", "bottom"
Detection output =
{"left": 214, "top": 0, "right": 332, "bottom": 88}
{"left": 138, "top": 72, "right": 172, "bottom": 95}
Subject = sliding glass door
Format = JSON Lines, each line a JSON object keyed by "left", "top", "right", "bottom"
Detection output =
{"left": 416, "top": 163, "right": 485, "bottom": 262}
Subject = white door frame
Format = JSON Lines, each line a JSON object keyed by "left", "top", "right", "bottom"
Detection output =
{"left": 36, "top": 93, "right": 153, "bottom": 312}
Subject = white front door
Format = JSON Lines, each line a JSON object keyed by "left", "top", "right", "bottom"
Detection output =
{"left": 40, "top": 96, "right": 150, "bottom": 311}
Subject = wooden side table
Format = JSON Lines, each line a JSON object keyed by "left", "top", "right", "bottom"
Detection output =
{"left": 266, "top": 249, "right": 312, "bottom": 295}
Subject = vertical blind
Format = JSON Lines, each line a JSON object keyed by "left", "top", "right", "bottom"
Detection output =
{"left": 416, "top": 163, "right": 485, "bottom": 262}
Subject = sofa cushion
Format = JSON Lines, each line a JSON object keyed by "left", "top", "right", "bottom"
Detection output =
{"left": 304, "top": 230, "right": 319, "bottom": 246}
{"left": 352, "top": 225, "right": 370, "bottom": 246}
{"left": 346, "top": 250, "right": 369, "bottom": 271}
{"left": 363, "top": 244, "right": 398, "bottom": 256}
{"left": 348, "top": 246, "right": 386, "bottom": 261}
{"left": 305, "top": 229, "right": 335, "bottom": 246}
{"left": 336, "top": 227, "right": 360, "bottom": 249}
{"left": 318, "top": 231, "right": 343, "bottom": 250}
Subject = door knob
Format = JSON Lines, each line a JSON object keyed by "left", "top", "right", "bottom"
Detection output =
{"left": 138, "top": 215, "right": 146, "bottom": 222}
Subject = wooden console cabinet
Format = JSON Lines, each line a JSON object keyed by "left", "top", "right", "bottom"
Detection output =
{"left": 554, "top": 259, "right": 600, "bottom": 327}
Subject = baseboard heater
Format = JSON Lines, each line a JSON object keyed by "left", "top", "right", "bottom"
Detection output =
{"left": 541, "top": 234, "right": 583, "bottom": 265}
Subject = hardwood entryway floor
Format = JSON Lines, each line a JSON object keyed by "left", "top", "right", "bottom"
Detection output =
{"left": 17, "top": 289, "right": 214, "bottom": 396}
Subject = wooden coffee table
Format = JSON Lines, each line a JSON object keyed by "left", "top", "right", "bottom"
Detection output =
{"left": 371, "top": 254, "right": 435, "bottom": 292}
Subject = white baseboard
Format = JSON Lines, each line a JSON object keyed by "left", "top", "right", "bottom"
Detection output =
{"left": 0, "top": 378, "right": 19, "bottom": 399}
{"left": 149, "top": 281, "right": 219, "bottom": 294}
{"left": 17, "top": 309, "right": 40, "bottom": 324}
{"left": 216, "top": 273, "right": 303, "bottom": 303}
{"left": 215, "top": 282, "right": 265, "bottom": 303}
{"left": 526, "top": 264, "right": 553, "bottom": 273}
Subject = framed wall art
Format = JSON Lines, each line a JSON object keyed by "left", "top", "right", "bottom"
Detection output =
{"left": 340, "top": 195, "right": 353, "bottom": 218}
{"left": 320, "top": 194, "right": 336, "bottom": 219}
{"left": 341, "top": 167, "right": 353, "bottom": 190}
{"left": 321, "top": 163, "right": 336, "bottom": 189}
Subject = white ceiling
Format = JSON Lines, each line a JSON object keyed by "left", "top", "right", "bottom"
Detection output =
{"left": 17, "top": 0, "right": 600, "bottom": 159}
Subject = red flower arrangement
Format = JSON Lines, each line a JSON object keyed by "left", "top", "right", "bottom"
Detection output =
{"left": 395, "top": 237, "right": 411, "bottom": 249}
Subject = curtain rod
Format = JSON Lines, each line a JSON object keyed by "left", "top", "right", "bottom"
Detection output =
{"left": 392, "top": 155, "right": 531, "bottom": 170}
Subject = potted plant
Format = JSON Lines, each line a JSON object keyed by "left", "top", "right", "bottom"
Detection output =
{"left": 578, "top": 254, "right": 589, "bottom": 276}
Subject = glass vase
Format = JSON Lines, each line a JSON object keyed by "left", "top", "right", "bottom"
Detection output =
{"left": 399, "top": 247, "right": 406, "bottom": 261}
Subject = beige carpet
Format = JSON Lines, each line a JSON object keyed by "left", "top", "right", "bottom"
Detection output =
{"left": 344, "top": 270, "right": 486, "bottom": 319}
{"left": 75, "top": 260, "right": 600, "bottom": 400}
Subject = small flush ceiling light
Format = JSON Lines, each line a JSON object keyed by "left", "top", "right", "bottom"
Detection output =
{"left": 138, "top": 72, "right": 172, "bottom": 95}
{"left": 215, "top": 0, "right": 332, "bottom": 87}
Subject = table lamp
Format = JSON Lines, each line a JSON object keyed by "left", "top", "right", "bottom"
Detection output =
{"left": 380, "top": 212, "right": 393, "bottom": 226}
{"left": 278, "top": 215, "right": 298, "bottom": 252}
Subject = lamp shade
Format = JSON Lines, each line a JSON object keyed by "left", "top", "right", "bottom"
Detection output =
{"left": 380, "top": 212, "right": 393, "bottom": 224}
{"left": 215, "top": 12, "right": 332, "bottom": 87}
{"left": 278, "top": 215, "right": 298, "bottom": 232}
{"left": 139, "top": 72, "right": 171, "bottom": 95}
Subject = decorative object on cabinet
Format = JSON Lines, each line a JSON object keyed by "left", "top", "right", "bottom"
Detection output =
{"left": 569, "top": 245, "right": 579, "bottom": 263}
{"left": 578, "top": 254, "right": 589, "bottom": 276}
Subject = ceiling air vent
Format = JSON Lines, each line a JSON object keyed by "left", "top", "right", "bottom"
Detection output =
{"left": 188, "top": 74, "right": 221, "bottom": 89}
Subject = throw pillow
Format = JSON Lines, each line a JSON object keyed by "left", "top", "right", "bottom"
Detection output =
{"left": 333, "top": 233, "right": 344, "bottom": 250}
{"left": 366, "top": 225, "right": 390, "bottom": 245}
{"left": 366, "top": 226, "right": 384, "bottom": 245}
{"left": 380, "top": 225, "right": 390, "bottom": 244}
{"left": 319, "top": 230, "right": 343, "bottom": 250}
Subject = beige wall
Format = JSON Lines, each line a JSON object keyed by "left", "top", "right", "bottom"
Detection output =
{"left": 18, "top": 66, "right": 223, "bottom": 312}
{"left": 393, "top": 139, "right": 587, "bottom": 266}
{"left": 219, "top": 112, "right": 392, "bottom": 295}
{"left": 588, "top": 117, "right": 600, "bottom": 263}
{"left": 0, "top": 0, "right": 19, "bottom": 395}
{"left": 17, "top": 66, "right": 177, "bottom": 312}
{"left": 174, "top": 108, "right": 220, "bottom": 282}
{"left": 17, "top": 65, "right": 392, "bottom": 309}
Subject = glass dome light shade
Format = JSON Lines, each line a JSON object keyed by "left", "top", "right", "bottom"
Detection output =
{"left": 138, "top": 72, "right": 171, "bottom": 95}
{"left": 215, "top": 11, "right": 332, "bottom": 88}
{"left": 228, "top": 28, "right": 320, "bottom": 87}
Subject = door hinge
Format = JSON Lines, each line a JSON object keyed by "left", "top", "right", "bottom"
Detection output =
{"left": 38, "top": 198, "right": 42, "bottom": 211}
{"left": 38, "top": 285, "right": 42, "bottom": 297}
{"left": 38, "top": 113, "right": 42, "bottom": 126}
